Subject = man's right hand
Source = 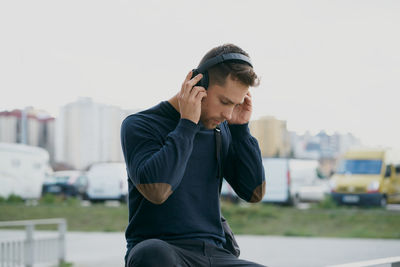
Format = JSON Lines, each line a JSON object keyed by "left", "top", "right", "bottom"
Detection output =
{"left": 178, "top": 71, "right": 207, "bottom": 124}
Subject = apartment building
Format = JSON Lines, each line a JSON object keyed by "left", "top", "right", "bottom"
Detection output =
{"left": 249, "top": 116, "right": 291, "bottom": 158}
{"left": 55, "top": 97, "right": 135, "bottom": 170}
{"left": 0, "top": 108, "right": 55, "bottom": 162}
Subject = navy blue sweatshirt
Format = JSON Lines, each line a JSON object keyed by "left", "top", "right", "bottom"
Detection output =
{"left": 120, "top": 101, "right": 265, "bottom": 257}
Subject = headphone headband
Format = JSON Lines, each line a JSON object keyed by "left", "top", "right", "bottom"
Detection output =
{"left": 197, "top": 53, "right": 253, "bottom": 73}
{"left": 192, "top": 52, "right": 253, "bottom": 89}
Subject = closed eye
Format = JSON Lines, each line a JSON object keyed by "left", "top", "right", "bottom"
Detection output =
{"left": 219, "top": 96, "right": 242, "bottom": 106}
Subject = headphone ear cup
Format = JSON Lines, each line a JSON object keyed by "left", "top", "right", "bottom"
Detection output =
{"left": 201, "top": 71, "right": 209, "bottom": 90}
{"left": 192, "top": 69, "right": 204, "bottom": 88}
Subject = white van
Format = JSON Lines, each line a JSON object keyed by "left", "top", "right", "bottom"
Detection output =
{"left": 86, "top": 162, "right": 128, "bottom": 202}
{"left": 262, "top": 158, "right": 291, "bottom": 204}
{"left": 0, "top": 142, "right": 51, "bottom": 199}
{"left": 262, "top": 158, "right": 324, "bottom": 205}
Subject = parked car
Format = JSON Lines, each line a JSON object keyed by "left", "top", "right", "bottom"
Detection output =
{"left": 42, "top": 170, "right": 88, "bottom": 198}
{"left": 86, "top": 162, "right": 128, "bottom": 203}
{"left": 294, "top": 179, "right": 330, "bottom": 204}
{"left": 0, "top": 142, "right": 51, "bottom": 200}
{"left": 290, "top": 159, "right": 329, "bottom": 204}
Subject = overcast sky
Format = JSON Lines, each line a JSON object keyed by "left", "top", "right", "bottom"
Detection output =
{"left": 1, "top": 0, "right": 399, "bottom": 149}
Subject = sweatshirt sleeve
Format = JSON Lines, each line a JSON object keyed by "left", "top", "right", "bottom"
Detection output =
{"left": 223, "top": 123, "right": 266, "bottom": 203}
{"left": 121, "top": 116, "right": 200, "bottom": 204}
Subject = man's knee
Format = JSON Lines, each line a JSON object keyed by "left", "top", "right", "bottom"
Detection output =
{"left": 127, "top": 239, "right": 178, "bottom": 267}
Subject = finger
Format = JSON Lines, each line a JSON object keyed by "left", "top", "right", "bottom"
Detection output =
{"left": 195, "top": 91, "right": 207, "bottom": 102}
{"left": 193, "top": 86, "right": 206, "bottom": 95}
{"left": 244, "top": 97, "right": 252, "bottom": 109}
{"left": 243, "top": 95, "right": 252, "bottom": 111}
{"left": 185, "top": 71, "right": 193, "bottom": 83}
{"left": 244, "top": 93, "right": 252, "bottom": 103}
{"left": 190, "top": 86, "right": 206, "bottom": 99}
{"left": 186, "top": 73, "right": 203, "bottom": 89}
{"left": 181, "top": 71, "right": 193, "bottom": 92}
{"left": 187, "top": 87, "right": 206, "bottom": 104}
{"left": 183, "top": 75, "right": 203, "bottom": 97}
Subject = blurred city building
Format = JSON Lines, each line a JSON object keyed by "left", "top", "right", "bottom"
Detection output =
{"left": 290, "top": 130, "right": 361, "bottom": 160}
{"left": 249, "top": 116, "right": 361, "bottom": 177}
{"left": 290, "top": 130, "right": 361, "bottom": 177}
{"left": 55, "top": 97, "right": 136, "bottom": 170}
{"left": 1, "top": 100, "right": 363, "bottom": 174}
{"left": 249, "top": 116, "right": 291, "bottom": 158}
{"left": 0, "top": 108, "right": 55, "bottom": 163}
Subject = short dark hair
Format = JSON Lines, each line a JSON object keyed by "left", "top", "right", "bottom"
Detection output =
{"left": 198, "top": 44, "right": 260, "bottom": 87}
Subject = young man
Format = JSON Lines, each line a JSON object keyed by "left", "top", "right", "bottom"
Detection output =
{"left": 121, "top": 44, "right": 266, "bottom": 267}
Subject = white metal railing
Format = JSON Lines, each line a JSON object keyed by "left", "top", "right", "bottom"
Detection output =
{"left": 0, "top": 218, "right": 66, "bottom": 267}
{"left": 327, "top": 256, "right": 400, "bottom": 267}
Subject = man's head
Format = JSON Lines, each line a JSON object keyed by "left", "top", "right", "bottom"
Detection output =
{"left": 198, "top": 44, "right": 260, "bottom": 129}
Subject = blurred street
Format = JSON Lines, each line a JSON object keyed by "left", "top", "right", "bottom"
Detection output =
{"left": 1, "top": 230, "right": 400, "bottom": 267}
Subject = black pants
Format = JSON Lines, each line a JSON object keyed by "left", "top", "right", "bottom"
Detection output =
{"left": 126, "top": 238, "right": 266, "bottom": 267}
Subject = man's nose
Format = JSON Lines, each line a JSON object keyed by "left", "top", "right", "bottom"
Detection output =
{"left": 221, "top": 107, "right": 234, "bottom": 121}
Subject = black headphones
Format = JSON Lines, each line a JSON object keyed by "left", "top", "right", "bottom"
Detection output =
{"left": 192, "top": 53, "right": 253, "bottom": 89}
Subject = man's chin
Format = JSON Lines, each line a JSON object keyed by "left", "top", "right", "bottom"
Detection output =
{"left": 202, "top": 123, "right": 215, "bottom": 129}
{"left": 202, "top": 120, "right": 221, "bottom": 129}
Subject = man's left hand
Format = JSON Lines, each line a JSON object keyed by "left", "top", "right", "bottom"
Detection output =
{"left": 228, "top": 92, "right": 252, "bottom": 125}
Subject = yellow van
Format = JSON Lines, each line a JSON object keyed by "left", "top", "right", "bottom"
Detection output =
{"left": 330, "top": 149, "right": 400, "bottom": 206}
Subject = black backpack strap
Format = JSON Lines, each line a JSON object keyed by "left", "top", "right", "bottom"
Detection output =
{"left": 215, "top": 125, "right": 241, "bottom": 257}
{"left": 214, "top": 125, "right": 223, "bottom": 194}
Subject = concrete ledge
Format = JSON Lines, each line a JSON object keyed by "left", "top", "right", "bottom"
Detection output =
{"left": 327, "top": 256, "right": 400, "bottom": 267}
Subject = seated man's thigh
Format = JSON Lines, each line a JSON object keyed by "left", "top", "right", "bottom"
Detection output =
{"left": 127, "top": 239, "right": 179, "bottom": 267}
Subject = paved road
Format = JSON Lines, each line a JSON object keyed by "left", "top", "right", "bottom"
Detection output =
{"left": 238, "top": 235, "right": 400, "bottom": 267}
{"left": 64, "top": 233, "right": 400, "bottom": 267}
{"left": 2, "top": 231, "right": 400, "bottom": 267}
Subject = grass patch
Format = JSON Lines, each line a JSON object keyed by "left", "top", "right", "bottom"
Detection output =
{"left": 283, "top": 230, "right": 313, "bottom": 237}
{"left": 0, "top": 199, "right": 128, "bottom": 232}
{"left": 220, "top": 200, "right": 400, "bottom": 239}
{"left": 315, "top": 195, "right": 338, "bottom": 209}
{"left": 0, "top": 199, "right": 399, "bottom": 239}
{"left": 57, "top": 261, "right": 74, "bottom": 267}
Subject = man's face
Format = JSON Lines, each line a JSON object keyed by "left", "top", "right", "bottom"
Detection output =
{"left": 200, "top": 75, "right": 249, "bottom": 129}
